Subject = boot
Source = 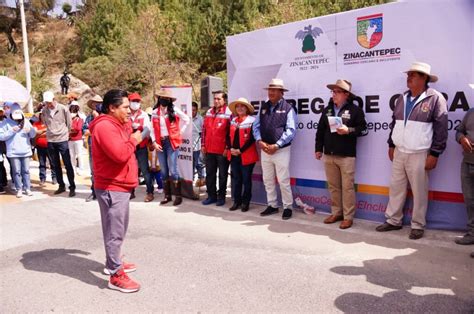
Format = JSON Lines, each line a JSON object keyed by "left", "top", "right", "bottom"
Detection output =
{"left": 160, "top": 180, "right": 172, "bottom": 205}
{"left": 173, "top": 180, "right": 182, "bottom": 206}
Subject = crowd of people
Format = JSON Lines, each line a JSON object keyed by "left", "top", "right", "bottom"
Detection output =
{"left": 0, "top": 61, "right": 472, "bottom": 293}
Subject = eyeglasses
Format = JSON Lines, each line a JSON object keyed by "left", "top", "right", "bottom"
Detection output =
{"left": 331, "top": 90, "right": 347, "bottom": 95}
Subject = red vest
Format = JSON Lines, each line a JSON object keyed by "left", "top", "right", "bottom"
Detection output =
{"left": 130, "top": 110, "right": 150, "bottom": 149}
{"left": 227, "top": 116, "right": 259, "bottom": 166}
{"left": 203, "top": 106, "right": 232, "bottom": 154}
{"left": 151, "top": 108, "right": 182, "bottom": 150}
{"left": 33, "top": 121, "right": 48, "bottom": 148}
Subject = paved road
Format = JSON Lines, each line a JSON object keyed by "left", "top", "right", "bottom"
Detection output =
{"left": 1, "top": 168, "right": 473, "bottom": 312}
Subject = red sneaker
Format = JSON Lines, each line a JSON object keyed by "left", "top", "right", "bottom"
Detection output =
{"left": 103, "top": 261, "right": 137, "bottom": 275}
{"left": 108, "top": 268, "right": 140, "bottom": 293}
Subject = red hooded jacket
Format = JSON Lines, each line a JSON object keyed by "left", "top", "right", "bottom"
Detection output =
{"left": 90, "top": 115, "right": 138, "bottom": 192}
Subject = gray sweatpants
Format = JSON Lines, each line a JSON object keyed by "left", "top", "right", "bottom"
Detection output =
{"left": 96, "top": 189, "right": 130, "bottom": 274}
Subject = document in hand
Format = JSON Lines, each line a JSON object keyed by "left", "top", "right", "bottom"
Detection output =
{"left": 328, "top": 116, "right": 342, "bottom": 133}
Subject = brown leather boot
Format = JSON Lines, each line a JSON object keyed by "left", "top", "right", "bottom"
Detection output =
{"left": 173, "top": 180, "right": 182, "bottom": 206}
{"left": 160, "top": 180, "right": 172, "bottom": 205}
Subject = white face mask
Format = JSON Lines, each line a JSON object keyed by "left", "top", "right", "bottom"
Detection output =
{"left": 71, "top": 113, "right": 77, "bottom": 118}
{"left": 130, "top": 102, "right": 141, "bottom": 111}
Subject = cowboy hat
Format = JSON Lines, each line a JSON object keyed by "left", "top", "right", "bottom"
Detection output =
{"left": 229, "top": 97, "right": 254, "bottom": 115}
{"left": 154, "top": 89, "right": 177, "bottom": 101}
{"left": 327, "top": 79, "right": 354, "bottom": 96}
{"left": 263, "top": 78, "right": 289, "bottom": 92}
{"left": 86, "top": 94, "right": 103, "bottom": 109}
{"left": 404, "top": 61, "right": 438, "bottom": 83}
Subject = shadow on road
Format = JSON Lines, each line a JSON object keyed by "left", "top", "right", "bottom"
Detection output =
{"left": 20, "top": 248, "right": 107, "bottom": 289}
{"left": 173, "top": 199, "right": 474, "bottom": 310}
{"left": 331, "top": 249, "right": 474, "bottom": 312}
{"left": 333, "top": 290, "right": 473, "bottom": 313}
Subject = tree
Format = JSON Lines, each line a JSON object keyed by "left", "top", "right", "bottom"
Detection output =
{"left": 76, "top": 0, "right": 135, "bottom": 59}
{"left": 114, "top": 5, "right": 199, "bottom": 95}
{"left": 31, "top": 0, "right": 56, "bottom": 15}
{"left": 0, "top": 5, "right": 20, "bottom": 53}
{"left": 62, "top": 2, "right": 72, "bottom": 15}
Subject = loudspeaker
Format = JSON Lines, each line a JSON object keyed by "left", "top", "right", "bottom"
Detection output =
{"left": 200, "top": 76, "right": 223, "bottom": 109}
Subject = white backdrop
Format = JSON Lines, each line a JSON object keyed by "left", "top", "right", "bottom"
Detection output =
{"left": 226, "top": 0, "right": 474, "bottom": 229}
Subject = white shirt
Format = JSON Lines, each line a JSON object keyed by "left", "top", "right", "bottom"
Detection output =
{"left": 150, "top": 105, "right": 190, "bottom": 142}
{"left": 130, "top": 109, "right": 152, "bottom": 139}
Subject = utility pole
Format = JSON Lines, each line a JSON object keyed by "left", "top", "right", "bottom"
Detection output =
{"left": 19, "top": 0, "right": 33, "bottom": 113}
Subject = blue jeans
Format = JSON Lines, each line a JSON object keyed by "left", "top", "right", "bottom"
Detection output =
{"left": 37, "top": 146, "right": 56, "bottom": 182}
{"left": 48, "top": 141, "right": 76, "bottom": 190}
{"left": 230, "top": 156, "right": 255, "bottom": 205}
{"left": 193, "top": 150, "right": 205, "bottom": 179}
{"left": 135, "top": 146, "right": 154, "bottom": 194}
{"left": 157, "top": 138, "right": 179, "bottom": 181}
{"left": 152, "top": 170, "right": 163, "bottom": 189}
{"left": 11, "top": 157, "right": 31, "bottom": 191}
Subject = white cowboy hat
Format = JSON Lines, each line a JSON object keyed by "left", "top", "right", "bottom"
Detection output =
{"left": 404, "top": 61, "right": 438, "bottom": 83}
{"left": 263, "top": 78, "right": 289, "bottom": 92}
{"left": 154, "top": 89, "right": 177, "bottom": 101}
{"left": 229, "top": 97, "right": 254, "bottom": 115}
{"left": 326, "top": 79, "right": 354, "bottom": 96}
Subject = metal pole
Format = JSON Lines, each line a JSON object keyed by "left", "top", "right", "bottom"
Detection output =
{"left": 19, "top": 0, "right": 33, "bottom": 113}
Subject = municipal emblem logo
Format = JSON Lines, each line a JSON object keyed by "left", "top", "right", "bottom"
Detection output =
{"left": 357, "top": 13, "right": 383, "bottom": 49}
{"left": 295, "top": 25, "right": 323, "bottom": 53}
{"left": 421, "top": 102, "right": 430, "bottom": 113}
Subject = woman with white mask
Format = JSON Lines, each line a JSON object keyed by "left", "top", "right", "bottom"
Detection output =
{"left": 0, "top": 103, "right": 36, "bottom": 197}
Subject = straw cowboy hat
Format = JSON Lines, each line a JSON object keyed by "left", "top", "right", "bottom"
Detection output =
{"left": 229, "top": 97, "right": 255, "bottom": 115}
{"left": 86, "top": 94, "right": 103, "bottom": 109}
{"left": 327, "top": 79, "right": 354, "bottom": 96}
{"left": 404, "top": 61, "right": 438, "bottom": 83}
{"left": 155, "top": 89, "right": 177, "bottom": 101}
{"left": 263, "top": 78, "right": 289, "bottom": 92}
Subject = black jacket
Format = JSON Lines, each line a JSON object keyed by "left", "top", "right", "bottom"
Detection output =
{"left": 315, "top": 102, "right": 367, "bottom": 157}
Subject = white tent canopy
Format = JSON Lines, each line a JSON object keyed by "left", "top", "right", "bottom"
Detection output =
{"left": 0, "top": 76, "right": 31, "bottom": 109}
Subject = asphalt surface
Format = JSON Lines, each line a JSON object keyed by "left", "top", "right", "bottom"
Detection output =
{"left": 0, "top": 163, "right": 473, "bottom": 312}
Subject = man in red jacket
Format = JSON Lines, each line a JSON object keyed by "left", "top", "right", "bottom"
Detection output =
{"left": 201, "top": 90, "right": 232, "bottom": 206}
{"left": 89, "top": 89, "right": 142, "bottom": 293}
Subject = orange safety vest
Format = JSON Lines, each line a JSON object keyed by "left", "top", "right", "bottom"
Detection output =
{"left": 151, "top": 107, "right": 182, "bottom": 150}
{"left": 227, "top": 116, "right": 259, "bottom": 166}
